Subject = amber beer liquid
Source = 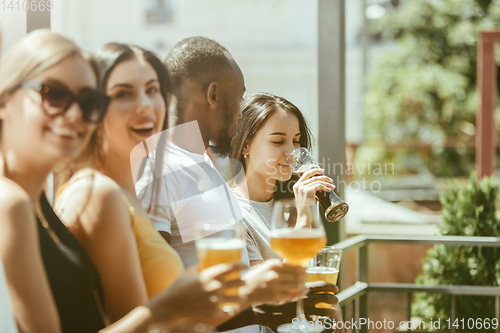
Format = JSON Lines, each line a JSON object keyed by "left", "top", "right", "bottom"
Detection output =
{"left": 294, "top": 165, "right": 348, "bottom": 222}
{"left": 270, "top": 228, "right": 327, "bottom": 266}
{"left": 196, "top": 238, "right": 245, "bottom": 312}
{"left": 306, "top": 267, "right": 339, "bottom": 309}
{"left": 306, "top": 267, "right": 339, "bottom": 285}
{"left": 306, "top": 267, "right": 338, "bottom": 310}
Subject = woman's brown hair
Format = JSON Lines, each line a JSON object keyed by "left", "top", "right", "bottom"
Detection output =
{"left": 230, "top": 92, "right": 313, "bottom": 199}
{"left": 56, "top": 43, "right": 169, "bottom": 186}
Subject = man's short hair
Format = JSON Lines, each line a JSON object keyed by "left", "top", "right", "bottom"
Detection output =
{"left": 165, "top": 36, "right": 233, "bottom": 92}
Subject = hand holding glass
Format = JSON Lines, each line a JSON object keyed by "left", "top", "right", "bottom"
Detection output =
{"left": 195, "top": 221, "right": 245, "bottom": 314}
{"left": 270, "top": 199, "right": 327, "bottom": 332}
{"left": 307, "top": 247, "right": 342, "bottom": 317}
{"left": 287, "top": 148, "right": 348, "bottom": 222}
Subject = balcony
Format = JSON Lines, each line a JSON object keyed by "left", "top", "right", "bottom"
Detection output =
{"left": 334, "top": 235, "right": 500, "bottom": 333}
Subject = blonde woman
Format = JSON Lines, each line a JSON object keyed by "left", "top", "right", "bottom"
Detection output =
{"left": 0, "top": 27, "right": 19, "bottom": 333}
{"left": 0, "top": 29, "right": 110, "bottom": 333}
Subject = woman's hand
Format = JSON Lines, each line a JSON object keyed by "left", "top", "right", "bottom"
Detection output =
{"left": 304, "top": 281, "right": 339, "bottom": 317}
{"left": 149, "top": 263, "right": 247, "bottom": 327}
{"left": 332, "top": 304, "right": 345, "bottom": 333}
{"left": 100, "top": 264, "right": 247, "bottom": 333}
{"left": 293, "top": 168, "right": 335, "bottom": 200}
{"left": 240, "top": 258, "right": 308, "bottom": 306}
{"left": 292, "top": 168, "right": 335, "bottom": 228}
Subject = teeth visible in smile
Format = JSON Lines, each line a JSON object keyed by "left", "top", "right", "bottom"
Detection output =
{"left": 132, "top": 122, "right": 154, "bottom": 131}
{"left": 53, "top": 128, "right": 78, "bottom": 138}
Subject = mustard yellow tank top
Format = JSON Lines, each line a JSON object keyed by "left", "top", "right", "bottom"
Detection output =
{"left": 55, "top": 170, "right": 184, "bottom": 299}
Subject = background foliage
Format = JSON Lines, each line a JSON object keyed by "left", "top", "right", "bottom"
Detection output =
{"left": 413, "top": 173, "right": 500, "bottom": 329}
{"left": 357, "top": 0, "right": 500, "bottom": 177}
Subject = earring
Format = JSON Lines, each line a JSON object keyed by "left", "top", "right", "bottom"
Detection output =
{"left": 243, "top": 153, "right": 248, "bottom": 159}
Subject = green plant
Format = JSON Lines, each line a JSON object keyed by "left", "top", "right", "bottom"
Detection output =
{"left": 413, "top": 173, "right": 500, "bottom": 330}
{"left": 358, "top": 0, "right": 500, "bottom": 178}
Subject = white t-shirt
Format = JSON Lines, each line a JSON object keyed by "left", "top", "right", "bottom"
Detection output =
{"left": 134, "top": 122, "right": 257, "bottom": 333}
{"left": 235, "top": 194, "right": 280, "bottom": 263}
{"left": 0, "top": 258, "right": 18, "bottom": 333}
{"left": 135, "top": 140, "right": 246, "bottom": 269}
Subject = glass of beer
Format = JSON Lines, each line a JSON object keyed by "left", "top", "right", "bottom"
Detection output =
{"left": 307, "top": 246, "right": 341, "bottom": 285}
{"left": 307, "top": 246, "right": 342, "bottom": 321}
{"left": 287, "top": 147, "right": 348, "bottom": 222}
{"left": 195, "top": 220, "right": 245, "bottom": 314}
{"left": 270, "top": 198, "right": 327, "bottom": 333}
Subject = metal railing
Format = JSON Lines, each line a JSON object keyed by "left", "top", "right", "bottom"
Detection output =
{"left": 334, "top": 235, "right": 500, "bottom": 333}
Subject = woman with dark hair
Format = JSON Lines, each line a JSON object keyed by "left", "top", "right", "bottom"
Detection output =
{"left": 54, "top": 43, "right": 186, "bottom": 322}
{"left": 231, "top": 93, "right": 336, "bottom": 266}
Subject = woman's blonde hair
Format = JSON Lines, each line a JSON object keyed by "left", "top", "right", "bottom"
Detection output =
{"left": 0, "top": 29, "right": 95, "bottom": 104}
{"left": 0, "top": 30, "right": 98, "bottom": 188}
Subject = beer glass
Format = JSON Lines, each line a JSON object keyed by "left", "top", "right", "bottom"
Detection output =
{"left": 286, "top": 147, "right": 348, "bottom": 222}
{"left": 307, "top": 246, "right": 342, "bottom": 323}
{"left": 195, "top": 220, "right": 245, "bottom": 314}
{"left": 307, "top": 246, "right": 342, "bottom": 285}
{"left": 270, "top": 199, "right": 327, "bottom": 333}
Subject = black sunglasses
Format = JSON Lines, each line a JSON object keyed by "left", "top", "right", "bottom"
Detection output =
{"left": 20, "top": 82, "right": 110, "bottom": 124}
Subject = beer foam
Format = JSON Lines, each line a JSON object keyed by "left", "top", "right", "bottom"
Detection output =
{"left": 306, "top": 267, "right": 339, "bottom": 274}
{"left": 270, "top": 228, "right": 326, "bottom": 239}
{"left": 296, "top": 164, "right": 320, "bottom": 173}
{"left": 196, "top": 238, "right": 245, "bottom": 250}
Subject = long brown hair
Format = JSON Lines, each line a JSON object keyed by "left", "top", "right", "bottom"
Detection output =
{"left": 230, "top": 92, "right": 313, "bottom": 199}
{"left": 57, "top": 43, "right": 169, "bottom": 186}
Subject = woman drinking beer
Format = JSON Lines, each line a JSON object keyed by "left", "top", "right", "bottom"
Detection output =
{"left": 231, "top": 92, "right": 336, "bottom": 266}
{"left": 230, "top": 93, "right": 345, "bottom": 324}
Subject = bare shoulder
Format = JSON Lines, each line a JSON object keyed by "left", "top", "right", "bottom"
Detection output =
{"left": 0, "top": 177, "right": 36, "bottom": 245}
{"left": 0, "top": 177, "right": 32, "bottom": 215}
{"left": 85, "top": 171, "right": 129, "bottom": 213}
{"left": 62, "top": 170, "right": 123, "bottom": 207}
{"left": 59, "top": 169, "right": 130, "bottom": 231}
{"left": 64, "top": 169, "right": 121, "bottom": 197}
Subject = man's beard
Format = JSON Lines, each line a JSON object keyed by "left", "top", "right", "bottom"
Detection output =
{"left": 211, "top": 110, "right": 234, "bottom": 157}
{"left": 211, "top": 128, "right": 233, "bottom": 157}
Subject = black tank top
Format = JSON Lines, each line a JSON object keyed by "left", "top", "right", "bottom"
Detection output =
{"left": 37, "top": 193, "right": 106, "bottom": 333}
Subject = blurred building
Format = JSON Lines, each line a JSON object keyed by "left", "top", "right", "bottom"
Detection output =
{"left": 49, "top": 0, "right": 321, "bottom": 144}
{"left": 1, "top": 0, "right": 371, "bottom": 154}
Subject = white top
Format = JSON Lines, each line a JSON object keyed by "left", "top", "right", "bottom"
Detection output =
{"left": 134, "top": 122, "right": 258, "bottom": 333}
{"left": 135, "top": 137, "right": 246, "bottom": 269}
{"left": 233, "top": 189, "right": 280, "bottom": 263}
{"left": 0, "top": 258, "right": 18, "bottom": 333}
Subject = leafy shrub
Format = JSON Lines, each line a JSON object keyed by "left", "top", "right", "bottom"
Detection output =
{"left": 413, "top": 173, "right": 500, "bottom": 330}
